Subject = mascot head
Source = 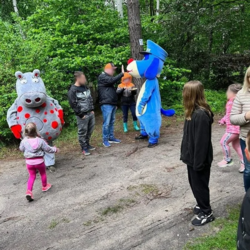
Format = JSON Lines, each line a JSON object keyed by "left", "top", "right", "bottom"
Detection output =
{"left": 127, "top": 40, "right": 168, "bottom": 80}
{"left": 15, "top": 69, "right": 47, "bottom": 108}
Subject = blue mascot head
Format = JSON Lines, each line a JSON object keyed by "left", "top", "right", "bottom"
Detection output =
{"left": 127, "top": 40, "right": 168, "bottom": 80}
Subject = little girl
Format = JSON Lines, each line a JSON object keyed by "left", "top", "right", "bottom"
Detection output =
{"left": 181, "top": 80, "right": 214, "bottom": 226}
{"left": 19, "top": 122, "right": 59, "bottom": 202}
{"left": 218, "top": 83, "right": 244, "bottom": 172}
{"left": 116, "top": 72, "right": 140, "bottom": 132}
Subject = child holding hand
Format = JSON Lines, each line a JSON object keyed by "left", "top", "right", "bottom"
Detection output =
{"left": 218, "top": 83, "right": 244, "bottom": 172}
{"left": 19, "top": 122, "right": 59, "bottom": 202}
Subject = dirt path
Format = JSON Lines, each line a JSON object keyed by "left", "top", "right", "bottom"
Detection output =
{"left": 0, "top": 118, "right": 244, "bottom": 250}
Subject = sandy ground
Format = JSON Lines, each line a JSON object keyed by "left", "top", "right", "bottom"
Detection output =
{"left": 0, "top": 117, "right": 245, "bottom": 250}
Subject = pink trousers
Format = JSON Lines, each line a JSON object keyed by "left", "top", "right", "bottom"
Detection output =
{"left": 26, "top": 162, "right": 47, "bottom": 191}
{"left": 220, "top": 133, "right": 243, "bottom": 162}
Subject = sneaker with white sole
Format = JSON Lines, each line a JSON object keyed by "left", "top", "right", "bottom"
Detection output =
{"left": 82, "top": 148, "right": 91, "bottom": 156}
{"left": 108, "top": 138, "right": 121, "bottom": 143}
{"left": 217, "top": 159, "right": 234, "bottom": 168}
{"left": 103, "top": 140, "right": 111, "bottom": 147}
{"left": 192, "top": 211, "right": 215, "bottom": 226}
{"left": 88, "top": 144, "right": 96, "bottom": 151}
{"left": 42, "top": 183, "right": 52, "bottom": 192}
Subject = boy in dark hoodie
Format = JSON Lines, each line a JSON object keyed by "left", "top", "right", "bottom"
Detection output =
{"left": 68, "top": 71, "right": 95, "bottom": 156}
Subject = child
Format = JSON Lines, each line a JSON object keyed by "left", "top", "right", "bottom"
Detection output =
{"left": 19, "top": 123, "right": 59, "bottom": 202}
{"left": 218, "top": 83, "right": 244, "bottom": 173}
{"left": 116, "top": 72, "right": 140, "bottom": 132}
{"left": 180, "top": 80, "right": 214, "bottom": 226}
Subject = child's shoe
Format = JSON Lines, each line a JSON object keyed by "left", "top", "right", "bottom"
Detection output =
{"left": 239, "top": 162, "right": 245, "bottom": 173}
{"left": 42, "top": 183, "right": 52, "bottom": 192}
{"left": 217, "top": 159, "right": 234, "bottom": 168}
{"left": 108, "top": 137, "right": 121, "bottom": 143}
{"left": 88, "top": 144, "right": 96, "bottom": 151}
{"left": 26, "top": 190, "right": 34, "bottom": 202}
{"left": 103, "top": 140, "right": 111, "bottom": 147}
{"left": 123, "top": 123, "right": 128, "bottom": 133}
{"left": 133, "top": 121, "right": 140, "bottom": 131}
{"left": 82, "top": 148, "right": 91, "bottom": 156}
{"left": 192, "top": 211, "right": 215, "bottom": 226}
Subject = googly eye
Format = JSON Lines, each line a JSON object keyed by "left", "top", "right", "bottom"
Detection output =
{"left": 20, "top": 79, "right": 27, "bottom": 84}
{"left": 32, "top": 77, "right": 39, "bottom": 83}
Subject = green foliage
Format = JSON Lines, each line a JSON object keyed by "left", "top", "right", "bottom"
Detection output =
{"left": 185, "top": 206, "right": 240, "bottom": 250}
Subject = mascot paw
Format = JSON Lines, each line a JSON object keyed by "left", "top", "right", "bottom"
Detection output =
{"left": 11, "top": 124, "right": 22, "bottom": 139}
{"left": 58, "top": 109, "right": 65, "bottom": 125}
{"left": 161, "top": 108, "right": 175, "bottom": 117}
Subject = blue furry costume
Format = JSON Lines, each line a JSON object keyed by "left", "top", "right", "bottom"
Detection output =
{"left": 127, "top": 40, "right": 175, "bottom": 146}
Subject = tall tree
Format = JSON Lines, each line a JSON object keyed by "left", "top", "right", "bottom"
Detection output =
{"left": 127, "top": 0, "right": 144, "bottom": 91}
{"left": 116, "top": 0, "right": 123, "bottom": 17}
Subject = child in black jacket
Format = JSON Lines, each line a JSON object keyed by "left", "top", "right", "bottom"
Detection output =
{"left": 180, "top": 80, "right": 215, "bottom": 226}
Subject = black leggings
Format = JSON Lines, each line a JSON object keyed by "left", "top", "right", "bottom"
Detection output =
{"left": 121, "top": 105, "right": 137, "bottom": 123}
{"left": 187, "top": 165, "right": 212, "bottom": 214}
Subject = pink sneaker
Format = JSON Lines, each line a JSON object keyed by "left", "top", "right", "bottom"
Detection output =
{"left": 42, "top": 183, "right": 52, "bottom": 192}
{"left": 239, "top": 162, "right": 245, "bottom": 173}
{"left": 217, "top": 159, "right": 234, "bottom": 168}
{"left": 26, "top": 190, "right": 34, "bottom": 202}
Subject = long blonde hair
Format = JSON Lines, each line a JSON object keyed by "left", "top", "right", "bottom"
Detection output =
{"left": 242, "top": 66, "right": 250, "bottom": 93}
{"left": 183, "top": 81, "right": 212, "bottom": 120}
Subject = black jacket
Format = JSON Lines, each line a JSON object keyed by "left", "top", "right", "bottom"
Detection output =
{"left": 116, "top": 88, "right": 137, "bottom": 106}
{"left": 68, "top": 84, "right": 94, "bottom": 118}
{"left": 98, "top": 72, "right": 124, "bottom": 105}
{"left": 180, "top": 108, "right": 214, "bottom": 171}
{"left": 237, "top": 188, "right": 250, "bottom": 250}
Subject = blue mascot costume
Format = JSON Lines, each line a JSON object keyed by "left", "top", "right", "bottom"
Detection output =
{"left": 127, "top": 40, "right": 175, "bottom": 148}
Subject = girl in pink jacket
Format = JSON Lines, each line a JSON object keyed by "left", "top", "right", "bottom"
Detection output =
{"left": 218, "top": 84, "right": 244, "bottom": 172}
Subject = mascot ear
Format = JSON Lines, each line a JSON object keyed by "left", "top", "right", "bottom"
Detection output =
{"left": 144, "top": 58, "right": 160, "bottom": 80}
{"left": 15, "top": 71, "right": 24, "bottom": 79}
{"left": 32, "top": 69, "right": 40, "bottom": 78}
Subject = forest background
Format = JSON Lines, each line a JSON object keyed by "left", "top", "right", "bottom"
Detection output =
{"left": 1, "top": 0, "right": 250, "bottom": 143}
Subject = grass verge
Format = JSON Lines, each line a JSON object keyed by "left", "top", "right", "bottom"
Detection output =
{"left": 184, "top": 205, "right": 240, "bottom": 250}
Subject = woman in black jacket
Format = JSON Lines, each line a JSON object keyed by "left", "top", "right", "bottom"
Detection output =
{"left": 180, "top": 80, "right": 215, "bottom": 226}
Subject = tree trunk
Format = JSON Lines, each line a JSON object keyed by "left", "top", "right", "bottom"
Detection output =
{"left": 156, "top": 0, "right": 160, "bottom": 15}
{"left": 12, "top": 0, "right": 19, "bottom": 15}
{"left": 127, "top": 0, "right": 144, "bottom": 93}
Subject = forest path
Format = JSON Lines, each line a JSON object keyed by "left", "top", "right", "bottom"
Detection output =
{"left": 0, "top": 118, "right": 243, "bottom": 250}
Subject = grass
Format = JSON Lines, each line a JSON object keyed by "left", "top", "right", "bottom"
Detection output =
{"left": 184, "top": 205, "right": 240, "bottom": 250}
{"left": 49, "top": 219, "right": 60, "bottom": 229}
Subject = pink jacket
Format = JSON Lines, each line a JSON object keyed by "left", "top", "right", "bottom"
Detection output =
{"left": 220, "top": 98, "right": 240, "bottom": 134}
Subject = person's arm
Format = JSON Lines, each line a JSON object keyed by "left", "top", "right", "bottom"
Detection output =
{"left": 116, "top": 86, "right": 124, "bottom": 95}
{"left": 99, "top": 73, "right": 124, "bottom": 87}
{"left": 19, "top": 140, "right": 25, "bottom": 152}
{"left": 67, "top": 88, "right": 85, "bottom": 118}
{"left": 41, "top": 139, "right": 58, "bottom": 153}
{"left": 193, "top": 111, "right": 211, "bottom": 171}
{"left": 138, "top": 80, "right": 156, "bottom": 115}
{"left": 230, "top": 93, "right": 248, "bottom": 126}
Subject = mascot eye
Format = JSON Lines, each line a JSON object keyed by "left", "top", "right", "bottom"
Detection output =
{"left": 32, "top": 77, "right": 39, "bottom": 83}
{"left": 20, "top": 79, "right": 27, "bottom": 84}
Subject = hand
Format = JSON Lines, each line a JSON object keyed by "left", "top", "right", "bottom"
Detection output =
{"left": 91, "top": 111, "right": 94, "bottom": 114}
{"left": 11, "top": 124, "right": 22, "bottom": 139}
{"left": 56, "top": 148, "right": 60, "bottom": 153}
{"left": 121, "top": 65, "right": 124, "bottom": 74}
{"left": 245, "top": 111, "right": 250, "bottom": 120}
{"left": 82, "top": 116, "right": 86, "bottom": 120}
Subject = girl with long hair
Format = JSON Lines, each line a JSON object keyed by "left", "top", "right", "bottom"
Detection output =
{"left": 180, "top": 81, "right": 215, "bottom": 226}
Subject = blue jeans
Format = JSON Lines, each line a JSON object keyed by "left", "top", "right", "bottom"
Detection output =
{"left": 121, "top": 105, "right": 137, "bottom": 123}
{"left": 101, "top": 105, "right": 116, "bottom": 141}
{"left": 240, "top": 139, "right": 250, "bottom": 192}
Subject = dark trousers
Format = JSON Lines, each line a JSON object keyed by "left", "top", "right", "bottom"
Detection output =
{"left": 76, "top": 113, "right": 95, "bottom": 150}
{"left": 121, "top": 104, "right": 137, "bottom": 123}
{"left": 240, "top": 139, "right": 250, "bottom": 192}
{"left": 187, "top": 165, "right": 212, "bottom": 214}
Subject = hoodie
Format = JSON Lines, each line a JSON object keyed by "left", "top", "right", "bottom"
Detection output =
{"left": 180, "top": 108, "right": 214, "bottom": 171}
{"left": 116, "top": 73, "right": 137, "bottom": 105}
{"left": 19, "top": 137, "right": 57, "bottom": 165}
{"left": 68, "top": 84, "right": 94, "bottom": 118}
